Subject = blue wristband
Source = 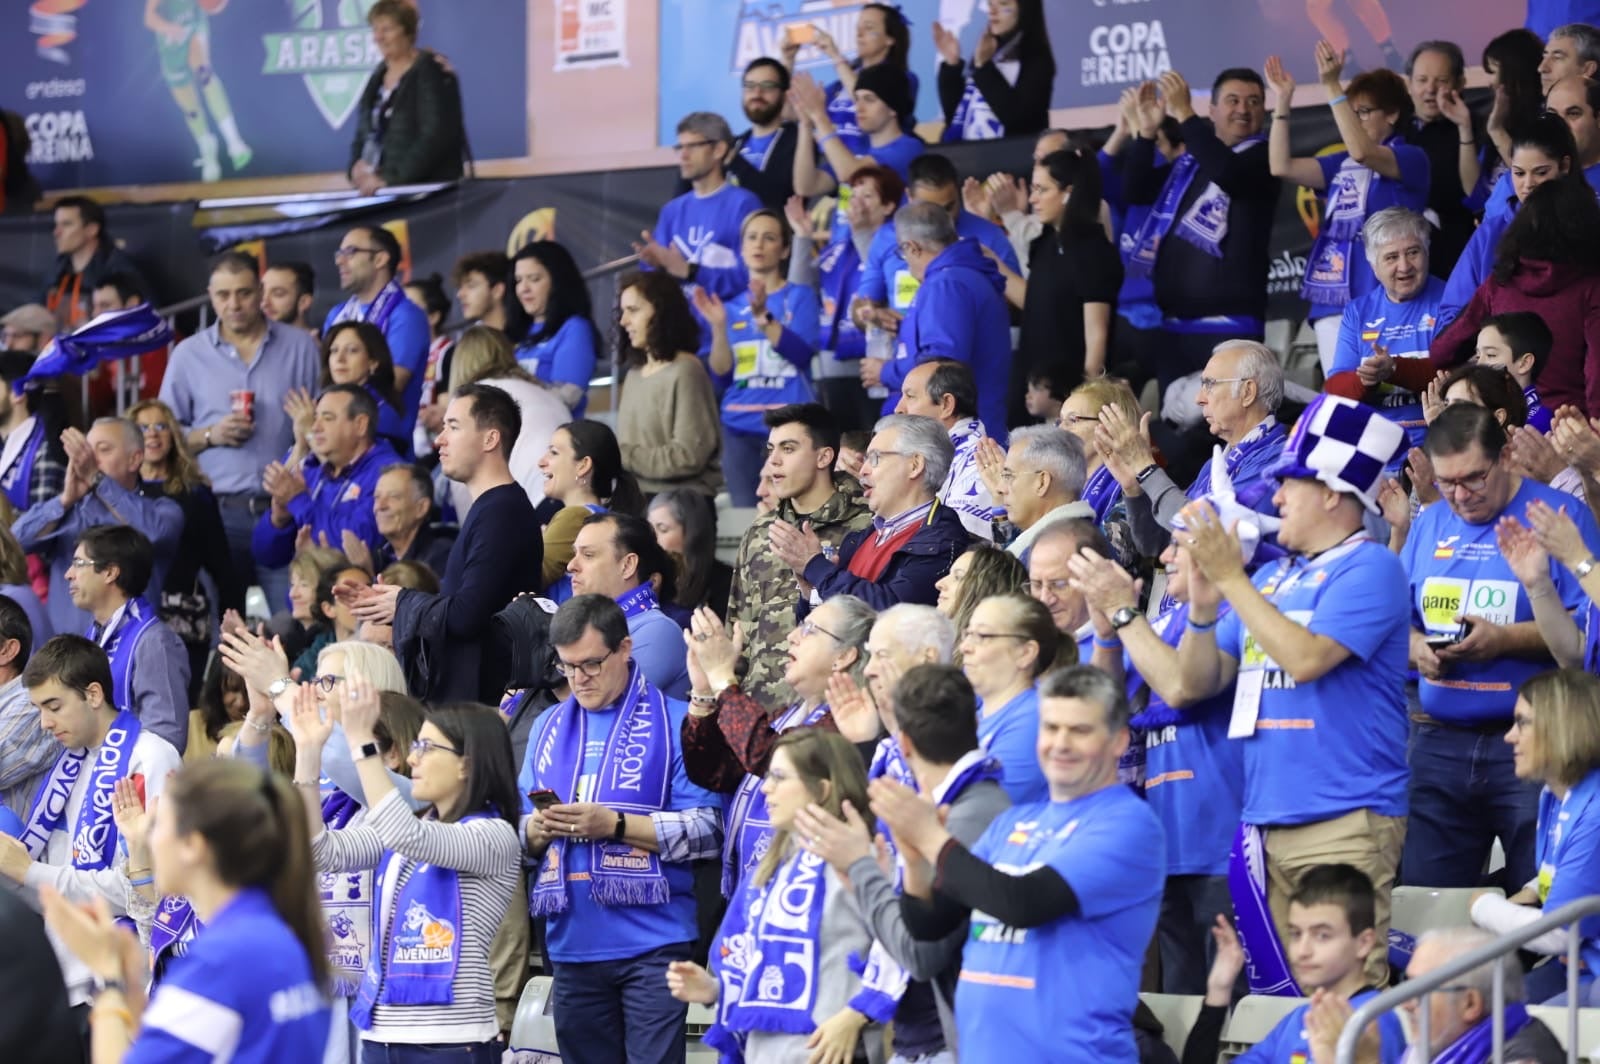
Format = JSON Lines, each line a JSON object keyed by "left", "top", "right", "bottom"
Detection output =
{"left": 128, "top": 875, "right": 154, "bottom": 887}
{"left": 1187, "top": 615, "right": 1218, "bottom": 633}
{"left": 1328, "top": 93, "right": 1347, "bottom": 107}
{"left": 1092, "top": 635, "right": 1122, "bottom": 650}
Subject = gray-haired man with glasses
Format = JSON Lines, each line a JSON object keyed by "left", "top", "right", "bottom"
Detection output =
{"left": 518, "top": 593, "right": 722, "bottom": 1064}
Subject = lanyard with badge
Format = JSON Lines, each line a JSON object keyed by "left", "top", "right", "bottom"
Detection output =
{"left": 1228, "top": 535, "right": 1371, "bottom": 738}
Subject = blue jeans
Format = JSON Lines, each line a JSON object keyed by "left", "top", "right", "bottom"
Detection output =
{"left": 1158, "top": 874, "right": 1235, "bottom": 995}
{"left": 551, "top": 941, "right": 691, "bottom": 1064}
{"left": 216, "top": 491, "right": 288, "bottom": 611}
{"left": 721, "top": 426, "right": 766, "bottom": 507}
{"left": 360, "top": 1041, "right": 499, "bottom": 1063}
{"left": 1401, "top": 717, "right": 1540, "bottom": 890}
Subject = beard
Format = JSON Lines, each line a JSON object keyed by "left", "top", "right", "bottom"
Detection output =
{"left": 744, "top": 97, "right": 783, "bottom": 126}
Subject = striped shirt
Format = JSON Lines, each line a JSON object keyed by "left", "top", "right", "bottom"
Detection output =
{"left": 312, "top": 789, "right": 520, "bottom": 1046}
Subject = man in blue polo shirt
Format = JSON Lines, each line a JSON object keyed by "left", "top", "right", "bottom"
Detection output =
{"left": 1400, "top": 404, "right": 1600, "bottom": 892}
{"left": 1176, "top": 394, "right": 1411, "bottom": 988}
{"left": 1324, "top": 207, "right": 1446, "bottom": 460}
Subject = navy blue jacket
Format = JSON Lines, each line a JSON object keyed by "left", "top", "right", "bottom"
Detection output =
{"left": 800, "top": 502, "right": 972, "bottom": 614}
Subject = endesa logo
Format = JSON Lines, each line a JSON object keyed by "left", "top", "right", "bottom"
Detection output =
{"left": 1081, "top": 21, "right": 1170, "bottom": 87}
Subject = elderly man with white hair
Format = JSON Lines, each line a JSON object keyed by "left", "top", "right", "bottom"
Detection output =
{"left": 1098, "top": 339, "right": 1288, "bottom": 557}
{"left": 1399, "top": 927, "right": 1565, "bottom": 1063}
{"left": 1324, "top": 207, "right": 1447, "bottom": 457}
{"left": 994, "top": 425, "right": 1093, "bottom": 562}
{"left": 772, "top": 414, "right": 971, "bottom": 614}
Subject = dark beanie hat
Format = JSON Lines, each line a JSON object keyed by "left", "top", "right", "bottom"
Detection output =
{"left": 853, "top": 64, "right": 915, "bottom": 127}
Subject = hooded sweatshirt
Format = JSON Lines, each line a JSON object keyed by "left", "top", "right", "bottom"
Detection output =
{"left": 882, "top": 238, "right": 1013, "bottom": 438}
{"left": 1429, "top": 257, "right": 1600, "bottom": 416}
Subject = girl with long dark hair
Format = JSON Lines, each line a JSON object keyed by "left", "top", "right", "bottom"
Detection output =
{"left": 512, "top": 241, "right": 601, "bottom": 416}
{"left": 937, "top": 0, "right": 1056, "bottom": 141}
{"left": 536, "top": 420, "right": 646, "bottom": 593}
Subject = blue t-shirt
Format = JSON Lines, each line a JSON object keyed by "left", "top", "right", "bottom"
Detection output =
{"left": 957, "top": 786, "right": 1164, "bottom": 1062}
{"left": 715, "top": 283, "right": 821, "bottom": 436}
{"left": 1403, "top": 480, "right": 1600, "bottom": 724}
{"left": 1216, "top": 537, "right": 1411, "bottom": 826}
{"left": 740, "top": 130, "right": 778, "bottom": 170}
{"left": 976, "top": 687, "right": 1047, "bottom": 807}
{"left": 1308, "top": 144, "right": 1431, "bottom": 321}
{"left": 1236, "top": 987, "right": 1406, "bottom": 1064}
{"left": 1132, "top": 605, "right": 1245, "bottom": 877}
{"left": 857, "top": 211, "right": 1020, "bottom": 312}
{"left": 126, "top": 888, "right": 329, "bottom": 1064}
{"left": 516, "top": 316, "right": 597, "bottom": 417}
{"left": 524, "top": 696, "right": 718, "bottom": 963}
{"left": 1332, "top": 277, "right": 1447, "bottom": 457}
{"left": 629, "top": 609, "right": 691, "bottom": 701}
{"left": 653, "top": 183, "right": 763, "bottom": 301}
{"left": 1537, "top": 768, "right": 1600, "bottom": 973}
{"left": 322, "top": 295, "right": 430, "bottom": 434}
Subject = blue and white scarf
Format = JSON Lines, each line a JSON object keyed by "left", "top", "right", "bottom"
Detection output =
{"left": 331, "top": 278, "right": 408, "bottom": 333}
{"left": 1082, "top": 462, "right": 1123, "bottom": 525}
{"left": 320, "top": 784, "right": 373, "bottom": 996}
{"left": 20, "top": 303, "right": 172, "bottom": 387}
{"left": 149, "top": 895, "right": 201, "bottom": 973}
{"left": 93, "top": 598, "right": 161, "bottom": 713}
{"left": 0, "top": 416, "right": 45, "bottom": 511}
{"left": 942, "top": 42, "right": 1019, "bottom": 142}
{"left": 1187, "top": 418, "right": 1284, "bottom": 502}
{"left": 706, "top": 846, "right": 830, "bottom": 1058}
{"left": 21, "top": 709, "right": 141, "bottom": 871}
{"left": 349, "top": 811, "right": 494, "bottom": 1028}
{"left": 1228, "top": 823, "right": 1301, "bottom": 996}
{"left": 1301, "top": 143, "right": 1391, "bottom": 307}
{"left": 1410, "top": 1004, "right": 1531, "bottom": 1064}
{"left": 528, "top": 663, "right": 673, "bottom": 914}
{"left": 1127, "top": 135, "right": 1264, "bottom": 278}
{"left": 616, "top": 582, "right": 660, "bottom": 621}
{"left": 721, "top": 702, "right": 829, "bottom": 898}
{"left": 868, "top": 736, "right": 919, "bottom": 890}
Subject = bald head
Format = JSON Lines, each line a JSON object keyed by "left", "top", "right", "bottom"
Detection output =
{"left": 88, "top": 417, "right": 146, "bottom": 487}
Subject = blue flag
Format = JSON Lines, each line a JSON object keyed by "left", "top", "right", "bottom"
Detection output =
{"left": 20, "top": 304, "right": 172, "bottom": 388}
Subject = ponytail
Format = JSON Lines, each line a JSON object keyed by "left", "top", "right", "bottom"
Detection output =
{"left": 169, "top": 760, "right": 331, "bottom": 991}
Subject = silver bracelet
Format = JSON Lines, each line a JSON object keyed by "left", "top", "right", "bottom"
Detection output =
{"left": 245, "top": 714, "right": 273, "bottom": 734}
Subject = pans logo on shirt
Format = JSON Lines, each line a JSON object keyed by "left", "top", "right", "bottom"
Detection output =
{"left": 261, "top": 0, "right": 384, "bottom": 130}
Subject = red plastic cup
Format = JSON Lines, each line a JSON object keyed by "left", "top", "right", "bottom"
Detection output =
{"left": 231, "top": 389, "right": 255, "bottom": 420}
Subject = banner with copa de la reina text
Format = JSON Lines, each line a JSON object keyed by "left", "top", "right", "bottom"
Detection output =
{"left": 12, "top": 0, "right": 527, "bottom": 191}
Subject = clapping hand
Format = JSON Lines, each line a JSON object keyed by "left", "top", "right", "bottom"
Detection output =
{"left": 932, "top": 21, "right": 961, "bottom": 65}
{"left": 341, "top": 529, "right": 376, "bottom": 575}
{"left": 1356, "top": 344, "right": 1394, "bottom": 388}
{"left": 111, "top": 778, "right": 155, "bottom": 866}
{"left": 262, "top": 461, "right": 307, "bottom": 509}
{"left": 41, "top": 887, "right": 147, "bottom": 996}
{"left": 769, "top": 519, "right": 824, "bottom": 574}
{"left": 342, "top": 581, "right": 401, "bottom": 625}
{"left": 962, "top": 176, "right": 992, "bottom": 220}
{"left": 1133, "top": 80, "right": 1165, "bottom": 137}
{"left": 1377, "top": 477, "right": 1411, "bottom": 536}
{"left": 867, "top": 777, "right": 947, "bottom": 859}
{"left": 825, "top": 671, "right": 883, "bottom": 743}
{"left": 1506, "top": 424, "right": 1564, "bottom": 485}
{"left": 1526, "top": 498, "right": 1591, "bottom": 570}
{"left": 1420, "top": 375, "right": 1448, "bottom": 425}
{"left": 1095, "top": 404, "right": 1157, "bottom": 493}
{"left": 788, "top": 73, "right": 829, "bottom": 125}
{"left": 973, "top": 28, "right": 998, "bottom": 68}
{"left": 632, "top": 230, "right": 689, "bottom": 279}
{"left": 1203, "top": 914, "right": 1246, "bottom": 1006}
{"left": 1407, "top": 448, "right": 1440, "bottom": 505}
{"left": 1175, "top": 501, "right": 1246, "bottom": 585}
{"left": 1263, "top": 55, "right": 1296, "bottom": 109}
{"left": 218, "top": 625, "right": 290, "bottom": 697}
{"left": 285, "top": 681, "right": 334, "bottom": 755}
{"left": 795, "top": 800, "right": 875, "bottom": 872}
{"left": 1158, "top": 70, "right": 1194, "bottom": 120}
{"left": 1496, "top": 515, "right": 1550, "bottom": 589}
{"left": 1313, "top": 38, "right": 1345, "bottom": 87}
{"left": 985, "top": 172, "right": 1027, "bottom": 215}
{"left": 341, "top": 667, "right": 381, "bottom": 746}
{"left": 1551, "top": 411, "right": 1600, "bottom": 475}
{"left": 1067, "top": 547, "right": 1141, "bottom": 618}
{"left": 690, "top": 286, "right": 727, "bottom": 329}
{"left": 685, "top": 607, "right": 741, "bottom": 690}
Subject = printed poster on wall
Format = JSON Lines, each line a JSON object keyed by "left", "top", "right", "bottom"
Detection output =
{"left": 11, "top": 0, "right": 528, "bottom": 191}
{"left": 555, "top": 0, "right": 626, "bottom": 70}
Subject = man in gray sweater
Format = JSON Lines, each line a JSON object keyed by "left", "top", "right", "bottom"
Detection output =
{"left": 796, "top": 664, "right": 1010, "bottom": 1060}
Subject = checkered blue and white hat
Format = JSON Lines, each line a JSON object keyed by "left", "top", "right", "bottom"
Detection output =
{"left": 1268, "top": 394, "right": 1407, "bottom": 514}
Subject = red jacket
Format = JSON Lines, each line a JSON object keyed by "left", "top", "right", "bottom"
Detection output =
{"left": 1429, "top": 258, "right": 1600, "bottom": 415}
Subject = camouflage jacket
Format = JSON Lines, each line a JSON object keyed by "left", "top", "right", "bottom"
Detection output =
{"left": 729, "top": 475, "right": 873, "bottom": 709}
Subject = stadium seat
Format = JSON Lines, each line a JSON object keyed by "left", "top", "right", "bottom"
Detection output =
{"left": 507, "top": 975, "right": 559, "bottom": 1061}
{"left": 1527, "top": 1005, "right": 1600, "bottom": 1062}
{"left": 1391, "top": 886, "right": 1503, "bottom": 941}
{"left": 1220, "top": 994, "right": 1306, "bottom": 1060}
{"left": 1142, "top": 993, "right": 1206, "bottom": 1058}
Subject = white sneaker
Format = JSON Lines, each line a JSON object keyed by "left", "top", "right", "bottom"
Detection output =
{"left": 196, "top": 133, "right": 221, "bottom": 182}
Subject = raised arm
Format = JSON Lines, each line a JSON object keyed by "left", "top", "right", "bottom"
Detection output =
{"left": 1263, "top": 57, "right": 1327, "bottom": 189}
{"left": 1312, "top": 41, "right": 1402, "bottom": 179}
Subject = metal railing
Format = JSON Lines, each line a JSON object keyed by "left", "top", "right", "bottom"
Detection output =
{"left": 1336, "top": 895, "right": 1600, "bottom": 1064}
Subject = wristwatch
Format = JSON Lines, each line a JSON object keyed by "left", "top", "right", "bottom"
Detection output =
{"left": 351, "top": 740, "right": 382, "bottom": 762}
{"left": 1110, "top": 606, "right": 1140, "bottom": 631}
{"left": 267, "top": 676, "right": 295, "bottom": 700}
{"left": 612, "top": 812, "right": 628, "bottom": 840}
{"left": 91, "top": 974, "right": 126, "bottom": 999}
{"left": 1577, "top": 557, "right": 1599, "bottom": 579}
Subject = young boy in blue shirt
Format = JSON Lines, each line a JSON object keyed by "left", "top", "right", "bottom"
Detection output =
{"left": 1183, "top": 864, "right": 1407, "bottom": 1063}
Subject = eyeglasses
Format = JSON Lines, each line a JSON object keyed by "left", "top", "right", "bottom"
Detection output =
{"left": 67, "top": 557, "right": 102, "bottom": 571}
{"left": 310, "top": 673, "right": 344, "bottom": 692}
{"left": 798, "top": 620, "right": 842, "bottom": 641}
{"left": 1432, "top": 467, "right": 1494, "bottom": 496}
{"left": 334, "top": 246, "right": 379, "bottom": 261}
{"left": 1352, "top": 105, "right": 1380, "bottom": 120}
{"left": 964, "top": 630, "right": 1030, "bottom": 643}
{"left": 1000, "top": 467, "right": 1043, "bottom": 485}
{"left": 1198, "top": 376, "right": 1250, "bottom": 393}
{"left": 742, "top": 79, "right": 783, "bottom": 92}
{"left": 864, "top": 449, "right": 907, "bottom": 467}
{"left": 1028, "top": 577, "right": 1073, "bottom": 597}
{"left": 673, "top": 139, "right": 714, "bottom": 153}
{"left": 139, "top": 422, "right": 170, "bottom": 434}
{"left": 410, "top": 738, "right": 460, "bottom": 757}
{"left": 555, "top": 647, "right": 615, "bottom": 678}
{"left": 1511, "top": 713, "right": 1535, "bottom": 732}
